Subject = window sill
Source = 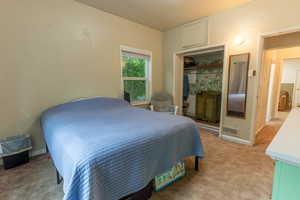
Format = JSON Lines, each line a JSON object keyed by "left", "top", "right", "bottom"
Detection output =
{"left": 131, "top": 101, "right": 150, "bottom": 106}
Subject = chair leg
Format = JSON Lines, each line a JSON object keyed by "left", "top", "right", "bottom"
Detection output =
{"left": 195, "top": 156, "right": 199, "bottom": 171}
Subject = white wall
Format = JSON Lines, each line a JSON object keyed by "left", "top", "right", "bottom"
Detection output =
{"left": 0, "top": 0, "right": 164, "bottom": 153}
{"left": 164, "top": 0, "right": 300, "bottom": 142}
{"left": 282, "top": 59, "right": 300, "bottom": 84}
{"left": 266, "top": 64, "right": 276, "bottom": 122}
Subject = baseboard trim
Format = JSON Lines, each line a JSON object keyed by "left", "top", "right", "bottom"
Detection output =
{"left": 29, "top": 148, "right": 47, "bottom": 157}
{"left": 0, "top": 148, "right": 47, "bottom": 166}
{"left": 221, "top": 135, "right": 252, "bottom": 146}
{"left": 197, "top": 122, "right": 220, "bottom": 134}
{"left": 256, "top": 125, "right": 265, "bottom": 135}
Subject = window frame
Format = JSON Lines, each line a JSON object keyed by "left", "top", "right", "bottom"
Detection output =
{"left": 120, "top": 46, "right": 152, "bottom": 105}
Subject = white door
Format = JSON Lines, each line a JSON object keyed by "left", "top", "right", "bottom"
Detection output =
{"left": 294, "top": 70, "right": 300, "bottom": 107}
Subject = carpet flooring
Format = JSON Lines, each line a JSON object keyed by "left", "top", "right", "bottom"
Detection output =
{"left": 0, "top": 121, "right": 282, "bottom": 200}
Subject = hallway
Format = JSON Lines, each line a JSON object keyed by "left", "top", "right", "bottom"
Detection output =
{"left": 255, "top": 117, "right": 285, "bottom": 146}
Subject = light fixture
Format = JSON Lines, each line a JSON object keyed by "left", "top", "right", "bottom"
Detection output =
{"left": 234, "top": 36, "right": 245, "bottom": 46}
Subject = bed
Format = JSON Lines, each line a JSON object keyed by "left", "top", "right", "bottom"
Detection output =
{"left": 41, "top": 97, "right": 204, "bottom": 200}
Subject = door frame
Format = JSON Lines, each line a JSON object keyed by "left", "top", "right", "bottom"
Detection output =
{"left": 173, "top": 43, "right": 228, "bottom": 137}
{"left": 265, "top": 63, "right": 276, "bottom": 122}
{"left": 251, "top": 26, "right": 300, "bottom": 144}
{"left": 293, "top": 69, "right": 300, "bottom": 108}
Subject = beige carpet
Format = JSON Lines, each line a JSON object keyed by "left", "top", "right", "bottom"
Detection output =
{"left": 0, "top": 125, "right": 280, "bottom": 200}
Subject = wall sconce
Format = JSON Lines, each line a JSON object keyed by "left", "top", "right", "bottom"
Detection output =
{"left": 234, "top": 36, "right": 245, "bottom": 46}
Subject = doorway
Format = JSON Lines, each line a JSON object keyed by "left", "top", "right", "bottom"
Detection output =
{"left": 183, "top": 51, "right": 223, "bottom": 128}
{"left": 173, "top": 45, "right": 226, "bottom": 134}
{"left": 277, "top": 58, "right": 300, "bottom": 119}
{"left": 294, "top": 69, "right": 300, "bottom": 107}
{"left": 255, "top": 31, "right": 300, "bottom": 145}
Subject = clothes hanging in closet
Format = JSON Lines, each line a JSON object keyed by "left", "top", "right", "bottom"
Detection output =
{"left": 183, "top": 74, "right": 190, "bottom": 101}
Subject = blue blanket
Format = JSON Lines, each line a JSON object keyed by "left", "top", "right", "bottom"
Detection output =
{"left": 41, "top": 97, "right": 204, "bottom": 200}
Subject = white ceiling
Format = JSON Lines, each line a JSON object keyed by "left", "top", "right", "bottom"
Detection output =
{"left": 76, "top": 0, "right": 251, "bottom": 31}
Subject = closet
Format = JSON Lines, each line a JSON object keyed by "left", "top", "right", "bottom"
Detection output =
{"left": 182, "top": 51, "right": 224, "bottom": 127}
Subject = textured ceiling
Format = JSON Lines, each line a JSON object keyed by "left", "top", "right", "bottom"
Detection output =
{"left": 76, "top": 0, "right": 251, "bottom": 31}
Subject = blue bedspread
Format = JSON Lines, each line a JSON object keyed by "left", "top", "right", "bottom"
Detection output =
{"left": 41, "top": 97, "right": 204, "bottom": 200}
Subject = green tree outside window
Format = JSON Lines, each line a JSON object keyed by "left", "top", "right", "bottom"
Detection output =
{"left": 122, "top": 56, "right": 149, "bottom": 102}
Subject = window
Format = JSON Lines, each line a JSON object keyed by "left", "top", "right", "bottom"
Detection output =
{"left": 121, "top": 46, "right": 152, "bottom": 104}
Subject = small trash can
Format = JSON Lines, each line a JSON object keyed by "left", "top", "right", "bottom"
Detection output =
{"left": 0, "top": 134, "right": 32, "bottom": 169}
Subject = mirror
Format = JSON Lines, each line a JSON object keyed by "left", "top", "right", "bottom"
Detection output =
{"left": 227, "top": 53, "right": 250, "bottom": 118}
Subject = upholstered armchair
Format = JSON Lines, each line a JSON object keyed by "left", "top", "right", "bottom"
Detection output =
{"left": 150, "top": 92, "right": 178, "bottom": 115}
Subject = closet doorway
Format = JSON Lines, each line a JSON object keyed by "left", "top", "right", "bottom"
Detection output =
{"left": 173, "top": 45, "right": 226, "bottom": 134}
